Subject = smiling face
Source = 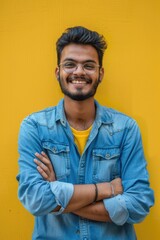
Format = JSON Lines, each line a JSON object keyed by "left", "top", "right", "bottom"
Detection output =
{"left": 55, "top": 44, "right": 104, "bottom": 101}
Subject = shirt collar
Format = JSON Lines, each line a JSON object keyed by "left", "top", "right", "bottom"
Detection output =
{"left": 94, "top": 100, "right": 113, "bottom": 126}
{"left": 55, "top": 99, "right": 67, "bottom": 126}
{"left": 55, "top": 99, "right": 113, "bottom": 127}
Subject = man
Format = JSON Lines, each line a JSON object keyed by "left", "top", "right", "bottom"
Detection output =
{"left": 17, "top": 26, "right": 154, "bottom": 240}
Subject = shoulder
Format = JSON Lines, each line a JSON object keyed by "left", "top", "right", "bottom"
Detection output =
{"left": 100, "top": 104, "right": 138, "bottom": 130}
{"left": 21, "top": 106, "right": 57, "bottom": 129}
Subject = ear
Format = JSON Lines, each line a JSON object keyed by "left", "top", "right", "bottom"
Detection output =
{"left": 55, "top": 67, "right": 60, "bottom": 81}
{"left": 99, "top": 67, "right": 104, "bottom": 83}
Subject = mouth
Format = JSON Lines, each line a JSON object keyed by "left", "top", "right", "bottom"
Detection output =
{"left": 71, "top": 80, "right": 87, "bottom": 84}
{"left": 67, "top": 76, "right": 92, "bottom": 84}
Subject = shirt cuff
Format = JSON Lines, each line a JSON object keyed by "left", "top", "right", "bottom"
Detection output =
{"left": 103, "top": 194, "right": 129, "bottom": 225}
{"left": 50, "top": 181, "right": 74, "bottom": 215}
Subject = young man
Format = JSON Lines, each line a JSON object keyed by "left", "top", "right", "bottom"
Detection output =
{"left": 17, "top": 26, "right": 154, "bottom": 240}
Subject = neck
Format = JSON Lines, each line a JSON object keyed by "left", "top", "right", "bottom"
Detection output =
{"left": 64, "top": 96, "right": 96, "bottom": 130}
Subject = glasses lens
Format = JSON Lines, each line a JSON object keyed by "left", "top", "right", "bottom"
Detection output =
{"left": 62, "top": 62, "right": 76, "bottom": 73}
{"left": 83, "top": 63, "right": 97, "bottom": 74}
{"left": 60, "top": 62, "right": 99, "bottom": 74}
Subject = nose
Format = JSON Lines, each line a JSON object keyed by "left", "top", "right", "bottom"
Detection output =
{"left": 73, "top": 64, "right": 86, "bottom": 74}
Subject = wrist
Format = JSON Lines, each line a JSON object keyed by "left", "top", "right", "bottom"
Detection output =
{"left": 105, "top": 182, "right": 113, "bottom": 198}
{"left": 110, "top": 183, "right": 115, "bottom": 197}
{"left": 92, "top": 183, "right": 98, "bottom": 203}
{"left": 96, "top": 182, "right": 112, "bottom": 200}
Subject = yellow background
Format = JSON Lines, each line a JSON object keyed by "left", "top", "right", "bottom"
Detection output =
{"left": 0, "top": 0, "right": 159, "bottom": 239}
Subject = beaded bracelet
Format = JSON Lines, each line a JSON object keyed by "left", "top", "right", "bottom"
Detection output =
{"left": 110, "top": 183, "right": 115, "bottom": 197}
{"left": 93, "top": 183, "right": 98, "bottom": 203}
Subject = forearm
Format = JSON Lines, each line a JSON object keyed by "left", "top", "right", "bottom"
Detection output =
{"left": 63, "top": 182, "right": 112, "bottom": 213}
{"left": 34, "top": 153, "right": 123, "bottom": 215}
{"left": 73, "top": 201, "right": 111, "bottom": 222}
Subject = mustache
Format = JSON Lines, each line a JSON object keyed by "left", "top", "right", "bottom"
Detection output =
{"left": 67, "top": 75, "right": 92, "bottom": 83}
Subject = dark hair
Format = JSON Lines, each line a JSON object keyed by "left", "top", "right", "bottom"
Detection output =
{"left": 56, "top": 26, "right": 107, "bottom": 67}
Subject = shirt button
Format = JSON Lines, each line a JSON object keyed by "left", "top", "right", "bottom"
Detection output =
{"left": 106, "top": 154, "right": 110, "bottom": 158}
{"left": 81, "top": 163, "right": 85, "bottom": 167}
{"left": 52, "top": 148, "right": 57, "bottom": 153}
{"left": 83, "top": 237, "right": 88, "bottom": 240}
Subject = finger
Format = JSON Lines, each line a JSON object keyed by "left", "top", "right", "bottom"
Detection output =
{"left": 40, "top": 152, "right": 53, "bottom": 171}
{"left": 37, "top": 166, "right": 49, "bottom": 180}
{"left": 41, "top": 151, "right": 50, "bottom": 159}
{"left": 35, "top": 152, "right": 55, "bottom": 174}
{"left": 34, "top": 159, "right": 50, "bottom": 175}
{"left": 34, "top": 159, "right": 55, "bottom": 181}
{"left": 35, "top": 152, "right": 51, "bottom": 165}
{"left": 35, "top": 153, "right": 51, "bottom": 166}
{"left": 35, "top": 152, "right": 47, "bottom": 161}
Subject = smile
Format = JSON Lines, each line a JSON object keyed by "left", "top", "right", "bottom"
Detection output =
{"left": 67, "top": 76, "right": 92, "bottom": 84}
{"left": 71, "top": 80, "right": 87, "bottom": 84}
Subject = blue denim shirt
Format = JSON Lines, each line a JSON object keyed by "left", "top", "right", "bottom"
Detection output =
{"left": 17, "top": 99, "right": 154, "bottom": 240}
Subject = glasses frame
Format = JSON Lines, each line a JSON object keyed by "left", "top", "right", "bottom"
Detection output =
{"left": 59, "top": 61, "right": 100, "bottom": 74}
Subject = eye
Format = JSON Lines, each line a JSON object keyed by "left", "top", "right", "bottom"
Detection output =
{"left": 63, "top": 62, "right": 76, "bottom": 68}
{"left": 83, "top": 63, "right": 95, "bottom": 70}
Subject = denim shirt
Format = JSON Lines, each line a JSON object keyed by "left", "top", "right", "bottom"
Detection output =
{"left": 17, "top": 99, "right": 154, "bottom": 240}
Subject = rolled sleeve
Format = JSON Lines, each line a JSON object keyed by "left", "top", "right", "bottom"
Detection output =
{"left": 50, "top": 181, "right": 74, "bottom": 215}
{"left": 17, "top": 117, "right": 75, "bottom": 217}
{"left": 104, "top": 195, "right": 129, "bottom": 225}
{"left": 104, "top": 119, "right": 154, "bottom": 226}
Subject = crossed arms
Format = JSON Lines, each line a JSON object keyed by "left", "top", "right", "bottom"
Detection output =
{"left": 17, "top": 118, "right": 154, "bottom": 225}
{"left": 34, "top": 151, "right": 123, "bottom": 222}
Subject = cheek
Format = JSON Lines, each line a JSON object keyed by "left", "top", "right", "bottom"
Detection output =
{"left": 59, "top": 71, "right": 69, "bottom": 81}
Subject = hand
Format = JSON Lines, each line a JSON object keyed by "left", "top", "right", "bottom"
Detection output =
{"left": 34, "top": 151, "right": 56, "bottom": 182}
{"left": 110, "top": 178, "right": 123, "bottom": 196}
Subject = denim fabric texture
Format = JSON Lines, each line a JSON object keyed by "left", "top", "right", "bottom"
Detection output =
{"left": 17, "top": 99, "right": 154, "bottom": 240}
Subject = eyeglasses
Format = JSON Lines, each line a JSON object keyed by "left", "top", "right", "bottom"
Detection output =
{"left": 59, "top": 61, "right": 100, "bottom": 74}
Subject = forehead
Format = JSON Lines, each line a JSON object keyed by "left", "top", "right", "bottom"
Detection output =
{"left": 60, "top": 44, "right": 99, "bottom": 63}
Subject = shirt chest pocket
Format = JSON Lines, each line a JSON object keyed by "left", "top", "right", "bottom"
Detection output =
{"left": 92, "top": 147, "right": 120, "bottom": 182}
{"left": 42, "top": 141, "right": 70, "bottom": 180}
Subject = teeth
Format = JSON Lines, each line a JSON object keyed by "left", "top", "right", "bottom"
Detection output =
{"left": 72, "top": 80, "right": 86, "bottom": 84}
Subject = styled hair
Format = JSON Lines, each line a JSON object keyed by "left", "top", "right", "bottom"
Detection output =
{"left": 56, "top": 26, "right": 107, "bottom": 67}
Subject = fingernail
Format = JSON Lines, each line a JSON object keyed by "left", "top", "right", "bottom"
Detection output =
{"left": 35, "top": 152, "right": 39, "bottom": 156}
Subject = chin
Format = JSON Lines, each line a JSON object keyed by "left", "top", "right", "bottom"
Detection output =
{"left": 66, "top": 92, "right": 95, "bottom": 101}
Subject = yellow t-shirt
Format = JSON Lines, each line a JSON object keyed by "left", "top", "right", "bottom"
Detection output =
{"left": 71, "top": 125, "right": 92, "bottom": 155}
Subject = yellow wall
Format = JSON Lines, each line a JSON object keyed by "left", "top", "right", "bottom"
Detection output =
{"left": 0, "top": 0, "right": 159, "bottom": 239}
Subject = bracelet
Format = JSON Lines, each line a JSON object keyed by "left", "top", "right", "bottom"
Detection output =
{"left": 93, "top": 183, "right": 98, "bottom": 203}
{"left": 110, "top": 183, "right": 115, "bottom": 197}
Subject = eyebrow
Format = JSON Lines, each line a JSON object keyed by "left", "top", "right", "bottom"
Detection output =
{"left": 62, "top": 58, "right": 97, "bottom": 64}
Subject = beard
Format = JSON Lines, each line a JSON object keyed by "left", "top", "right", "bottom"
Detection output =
{"left": 58, "top": 74, "right": 100, "bottom": 101}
